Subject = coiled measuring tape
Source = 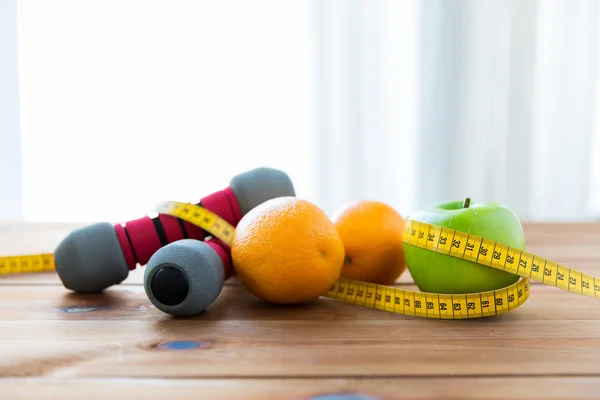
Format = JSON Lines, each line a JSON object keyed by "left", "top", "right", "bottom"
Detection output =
{"left": 152, "top": 202, "right": 598, "bottom": 319}
{"left": 1, "top": 201, "right": 597, "bottom": 319}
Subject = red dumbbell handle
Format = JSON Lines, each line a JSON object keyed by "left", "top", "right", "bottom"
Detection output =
{"left": 114, "top": 187, "right": 241, "bottom": 270}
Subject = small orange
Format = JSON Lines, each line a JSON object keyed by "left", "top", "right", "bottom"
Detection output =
{"left": 332, "top": 200, "right": 406, "bottom": 285}
{"left": 232, "top": 196, "right": 345, "bottom": 304}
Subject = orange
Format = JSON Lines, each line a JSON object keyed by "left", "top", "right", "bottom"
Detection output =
{"left": 332, "top": 200, "right": 406, "bottom": 285}
{"left": 231, "top": 196, "right": 345, "bottom": 304}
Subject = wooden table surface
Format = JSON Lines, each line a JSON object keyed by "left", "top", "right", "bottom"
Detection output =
{"left": 1, "top": 222, "right": 600, "bottom": 399}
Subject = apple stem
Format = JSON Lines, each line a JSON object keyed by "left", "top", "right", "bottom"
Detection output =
{"left": 463, "top": 197, "right": 471, "bottom": 209}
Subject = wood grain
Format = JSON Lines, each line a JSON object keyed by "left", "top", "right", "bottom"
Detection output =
{"left": 0, "top": 222, "right": 599, "bottom": 398}
{"left": 1, "top": 284, "right": 600, "bottom": 379}
{"left": 2, "top": 377, "right": 600, "bottom": 400}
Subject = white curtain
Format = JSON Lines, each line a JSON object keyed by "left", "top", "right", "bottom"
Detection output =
{"left": 2, "top": 0, "right": 600, "bottom": 223}
{"left": 315, "top": 0, "right": 600, "bottom": 222}
{"left": 314, "top": 0, "right": 421, "bottom": 217}
{"left": 9, "top": 0, "right": 314, "bottom": 223}
{"left": 0, "top": 0, "right": 22, "bottom": 221}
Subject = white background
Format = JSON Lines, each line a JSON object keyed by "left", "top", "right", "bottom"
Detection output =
{"left": 2, "top": 0, "right": 600, "bottom": 224}
{"left": 16, "top": 0, "right": 314, "bottom": 223}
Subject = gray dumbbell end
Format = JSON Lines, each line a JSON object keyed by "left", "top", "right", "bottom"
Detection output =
{"left": 230, "top": 167, "right": 296, "bottom": 215}
{"left": 144, "top": 239, "right": 225, "bottom": 317}
{"left": 53, "top": 222, "right": 129, "bottom": 293}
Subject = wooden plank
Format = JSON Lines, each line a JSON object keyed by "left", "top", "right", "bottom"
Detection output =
{"left": 3, "top": 258, "right": 600, "bottom": 287}
{"left": 2, "top": 377, "right": 600, "bottom": 400}
{"left": 521, "top": 222, "right": 600, "bottom": 238}
{"left": 0, "top": 268, "right": 147, "bottom": 286}
{"left": 0, "top": 222, "right": 87, "bottom": 255}
{"left": 0, "top": 222, "right": 597, "bottom": 254}
{"left": 0, "top": 255, "right": 597, "bottom": 287}
{"left": 1, "top": 283, "right": 599, "bottom": 322}
{"left": 1, "top": 284, "right": 600, "bottom": 378}
{"left": 1, "top": 222, "right": 598, "bottom": 285}
{"left": 1, "top": 221, "right": 599, "bottom": 391}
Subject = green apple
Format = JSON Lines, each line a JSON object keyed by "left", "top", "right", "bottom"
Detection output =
{"left": 404, "top": 198, "right": 525, "bottom": 294}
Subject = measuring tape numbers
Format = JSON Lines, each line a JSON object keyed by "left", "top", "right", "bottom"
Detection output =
{"left": 326, "top": 277, "right": 530, "bottom": 319}
{"left": 155, "top": 201, "right": 597, "bottom": 319}
{"left": 401, "top": 219, "right": 599, "bottom": 299}
{"left": 1, "top": 201, "right": 598, "bottom": 320}
{"left": 153, "top": 201, "right": 236, "bottom": 247}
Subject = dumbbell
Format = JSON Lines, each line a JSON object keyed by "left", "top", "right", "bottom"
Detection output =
{"left": 53, "top": 167, "right": 295, "bottom": 295}
{"left": 143, "top": 238, "right": 232, "bottom": 317}
{"left": 143, "top": 167, "right": 296, "bottom": 317}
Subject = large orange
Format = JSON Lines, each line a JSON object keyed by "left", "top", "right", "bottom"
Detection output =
{"left": 332, "top": 200, "right": 406, "bottom": 285}
{"left": 231, "top": 196, "right": 345, "bottom": 304}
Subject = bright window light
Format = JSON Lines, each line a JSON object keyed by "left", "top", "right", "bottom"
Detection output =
{"left": 18, "top": 0, "right": 313, "bottom": 222}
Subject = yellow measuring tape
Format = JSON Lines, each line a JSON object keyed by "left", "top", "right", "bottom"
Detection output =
{"left": 0, "top": 201, "right": 236, "bottom": 276}
{"left": 0, "top": 253, "right": 54, "bottom": 275}
{"left": 1, "top": 201, "right": 597, "bottom": 319}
